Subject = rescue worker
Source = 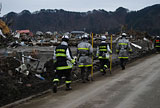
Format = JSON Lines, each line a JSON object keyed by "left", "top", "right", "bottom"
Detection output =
{"left": 77, "top": 34, "right": 93, "bottom": 83}
{"left": 96, "top": 35, "right": 112, "bottom": 75}
{"left": 52, "top": 35, "right": 75, "bottom": 93}
{"left": 116, "top": 33, "right": 132, "bottom": 70}
{"left": 154, "top": 36, "right": 160, "bottom": 53}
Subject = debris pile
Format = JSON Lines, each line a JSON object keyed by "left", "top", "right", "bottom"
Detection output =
{"left": 0, "top": 31, "right": 156, "bottom": 107}
{"left": 0, "top": 54, "right": 53, "bottom": 107}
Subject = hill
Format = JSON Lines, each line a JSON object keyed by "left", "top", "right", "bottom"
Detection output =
{"left": 3, "top": 4, "right": 160, "bottom": 35}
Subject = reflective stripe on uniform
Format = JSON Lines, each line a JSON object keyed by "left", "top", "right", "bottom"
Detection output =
{"left": 155, "top": 46, "right": 160, "bottom": 47}
{"left": 104, "top": 65, "right": 108, "bottom": 68}
{"left": 119, "top": 43, "right": 128, "bottom": 45}
{"left": 56, "top": 53, "right": 66, "bottom": 57}
{"left": 98, "top": 56, "right": 109, "bottom": 59}
{"left": 53, "top": 79, "right": 59, "bottom": 82}
{"left": 100, "top": 69, "right": 103, "bottom": 72}
{"left": 78, "top": 48, "right": 89, "bottom": 50}
{"left": 53, "top": 60, "right": 56, "bottom": 63}
{"left": 118, "top": 57, "right": 128, "bottom": 59}
{"left": 56, "top": 66, "right": 72, "bottom": 70}
{"left": 96, "top": 53, "right": 99, "bottom": 56}
{"left": 99, "top": 46, "right": 106, "bottom": 48}
{"left": 129, "top": 49, "right": 132, "bottom": 52}
{"left": 85, "top": 64, "right": 92, "bottom": 67}
{"left": 156, "top": 40, "right": 160, "bottom": 43}
{"left": 56, "top": 49, "right": 65, "bottom": 52}
{"left": 71, "top": 59, "right": 75, "bottom": 64}
{"left": 116, "top": 50, "right": 119, "bottom": 52}
{"left": 99, "top": 49, "right": 107, "bottom": 51}
{"left": 78, "top": 64, "right": 92, "bottom": 67}
{"left": 65, "top": 81, "right": 71, "bottom": 84}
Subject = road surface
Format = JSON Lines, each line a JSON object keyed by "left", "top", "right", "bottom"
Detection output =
{"left": 11, "top": 54, "right": 160, "bottom": 108}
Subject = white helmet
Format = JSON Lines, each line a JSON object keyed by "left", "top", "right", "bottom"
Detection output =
{"left": 62, "top": 35, "right": 69, "bottom": 42}
{"left": 122, "top": 33, "right": 127, "bottom": 37}
{"left": 81, "top": 34, "right": 88, "bottom": 39}
{"left": 122, "top": 33, "right": 127, "bottom": 36}
{"left": 101, "top": 35, "right": 106, "bottom": 41}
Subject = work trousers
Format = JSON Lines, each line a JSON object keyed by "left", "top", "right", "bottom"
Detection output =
{"left": 53, "top": 69, "right": 72, "bottom": 84}
{"left": 80, "top": 66, "right": 91, "bottom": 81}
{"left": 99, "top": 59, "right": 110, "bottom": 72}
{"left": 120, "top": 58, "right": 128, "bottom": 69}
{"left": 156, "top": 47, "right": 160, "bottom": 52}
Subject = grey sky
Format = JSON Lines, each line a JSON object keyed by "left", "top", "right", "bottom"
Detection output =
{"left": 0, "top": 0, "right": 160, "bottom": 16}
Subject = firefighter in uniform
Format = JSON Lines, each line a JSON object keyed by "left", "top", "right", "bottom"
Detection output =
{"left": 77, "top": 34, "right": 93, "bottom": 83}
{"left": 116, "top": 33, "right": 132, "bottom": 70}
{"left": 96, "top": 35, "right": 112, "bottom": 75}
{"left": 154, "top": 36, "right": 160, "bottom": 53}
{"left": 52, "top": 35, "right": 75, "bottom": 93}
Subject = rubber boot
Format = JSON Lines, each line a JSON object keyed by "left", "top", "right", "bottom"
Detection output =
{"left": 100, "top": 69, "right": 104, "bottom": 75}
{"left": 102, "top": 67, "right": 106, "bottom": 75}
{"left": 66, "top": 83, "right": 72, "bottom": 91}
{"left": 122, "top": 65, "right": 125, "bottom": 70}
{"left": 81, "top": 71, "right": 86, "bottom": 83}
{"left": 102, "top": 65, "right": 107, "bottom": 75}
{"left": 102, "top": 69, "right": 106, "bottom": 75}
{"left": 85, "top": 72, "right": 90, "bottom": 81}
{"left": 53, "top": 82, "right": 58, "bottom": 93}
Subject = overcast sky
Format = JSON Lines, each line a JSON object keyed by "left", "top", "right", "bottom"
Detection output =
{"left": 0, "top": 0, "right": 160, "bottom": 16}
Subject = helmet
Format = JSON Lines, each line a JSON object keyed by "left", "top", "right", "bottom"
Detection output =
{"left": 156, "top": 36, "right": 160, "bottom": 38}
{"left": 101, "top": 35, "right": 106, "bottom": 41}
{"left": 62, "top": 35, "right": 69, "bottom": 42}
{"left": 122, "top": 33, "right": 127, "bottom": 37}
{"left": 81, "top": 34, "right": 88, "bottom": 40}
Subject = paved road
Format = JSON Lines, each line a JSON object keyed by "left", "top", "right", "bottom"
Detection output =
{"left": 12, "top": 54, "right": 160, "bottom": 108}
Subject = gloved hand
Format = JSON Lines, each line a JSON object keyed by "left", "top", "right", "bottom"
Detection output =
{"left": 110, "top": 51, "right": 112, "bottom": 54}
{"left": 74, "top": 61, "right": 77, "bottom": 65}
{"left": 116, "top": 50, "right": 119, "bottom": 54}
{"left": 71, "top": 59, "right": 76, "bottom": 64}
{"left": 53, "top": 60, "right": 56, "bottom": 63}
{"left": 129, "top": 49, "right": 133, "bottom": 54}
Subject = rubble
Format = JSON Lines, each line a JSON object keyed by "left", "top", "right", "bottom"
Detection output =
{"left": 0, "top": 27, "right": 157, "bottom": 107}
{"left": 0, "top": 37, "right": 155, "bottom": 107}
